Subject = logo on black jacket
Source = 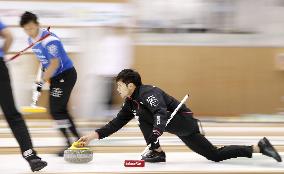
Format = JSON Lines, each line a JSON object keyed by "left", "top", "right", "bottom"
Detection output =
{"left": 146, "top": 95, "right": 159, "bottom": 107}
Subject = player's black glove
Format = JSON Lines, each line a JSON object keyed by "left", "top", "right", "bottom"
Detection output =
{"left": 148, "top": 129, "right": 162, "bottom": 150}
{"left": 34, "top": 82, "right": 43, "bottom": 92}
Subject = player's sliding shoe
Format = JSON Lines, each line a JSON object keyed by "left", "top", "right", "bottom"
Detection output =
{"left": 258, "top": 137, "right": 282, "bottom": 162}
{"left": 141, "top": 150, "right": 166, "bottom": 162}
{"left": 28, "top": 158, "right": 48, "bottom": 172}
{"left": 23, "top": 149, "right": 48, "bottom": 171}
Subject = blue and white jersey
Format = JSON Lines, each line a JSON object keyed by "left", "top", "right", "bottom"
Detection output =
{"left": 29, "top": 29, "right": 73, "bottom": 77}
{"left": 0, "top": 20, "right": 7, "bottom": 58}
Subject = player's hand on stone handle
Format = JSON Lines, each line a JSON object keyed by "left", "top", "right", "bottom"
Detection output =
{"left": 77, "top": 132, "right": 99, "bottom": 147}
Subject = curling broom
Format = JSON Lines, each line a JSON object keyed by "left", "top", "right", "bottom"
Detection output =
{"left": 21, "top": 65, "right": 47, "bottom": 113}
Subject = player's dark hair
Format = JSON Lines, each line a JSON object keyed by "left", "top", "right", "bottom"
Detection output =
{"left": 116, "top": 69, "right": 142, "bottom": 87}
{"left": 20, "top": 11, "right": 39, "bottom": 27}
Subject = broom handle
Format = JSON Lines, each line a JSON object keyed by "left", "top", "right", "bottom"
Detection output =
{"left": 6, "top": 27, "right": 51, "bottom": 62}
{"left": 141, "top": 94, "right": 189, "bottom": 156}
{"left": 31, "top": 64, "right": 44, "bottom": 106}
{"left": 36, "top": 64, "right": 43, "bottom": 82}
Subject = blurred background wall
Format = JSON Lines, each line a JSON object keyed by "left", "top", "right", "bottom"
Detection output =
{"left": 1, "top": 0, "right": 284, "bottom": 118}
{"left": 134, "top": 46, "right": 284, "bottom": 116}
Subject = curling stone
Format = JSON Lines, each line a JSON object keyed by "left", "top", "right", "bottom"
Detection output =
{"left": 64, "top": 141, "right": 93, "bottom": 163}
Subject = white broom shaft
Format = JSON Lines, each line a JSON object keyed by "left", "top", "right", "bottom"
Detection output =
{"left": 141, "top": 94, "right": 189, "bottom": 156}
{"left": 36, "top": 64, "right": 43, "bottom": 82}
{"left": 166, "top": 94, "right": 189, "bottom": 126}
{"left": 31, "top": 64, "right": 43, "bottom": 106}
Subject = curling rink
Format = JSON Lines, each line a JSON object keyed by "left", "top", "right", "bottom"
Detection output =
{"left": 0, "top": 118, "right": 283, "bottom": 174}
{"left": 1, "top": 152, "right": 284, "bottom": 174}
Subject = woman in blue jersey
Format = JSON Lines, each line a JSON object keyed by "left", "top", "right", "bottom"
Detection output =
{"left": 20, "top": 11, "right": 80, "bottom": 156}
{"left": 0, "top": 19, "right": 47, "bottom": 172}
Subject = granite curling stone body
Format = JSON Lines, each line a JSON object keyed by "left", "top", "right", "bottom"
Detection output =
{"left": 64, "top": 142, "right": 93, "bottom": 163}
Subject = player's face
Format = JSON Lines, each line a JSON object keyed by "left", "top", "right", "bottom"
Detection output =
{"left": 117, "top": 81, "right": 133, "bottom": 99}
{"left": 23, "top": 22, "right": 39, "bottom": 38}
